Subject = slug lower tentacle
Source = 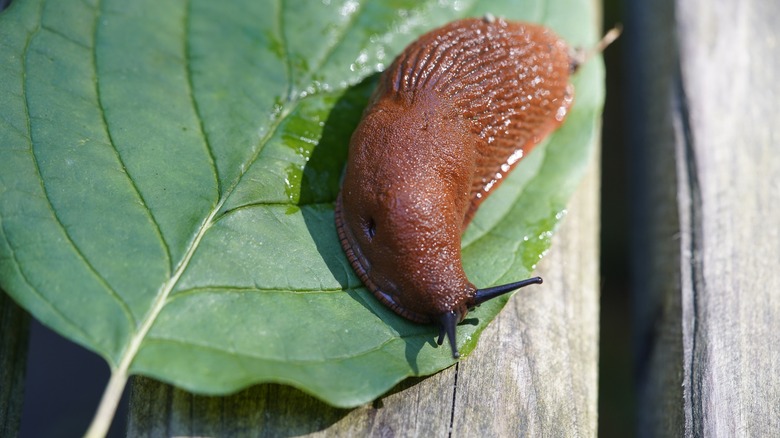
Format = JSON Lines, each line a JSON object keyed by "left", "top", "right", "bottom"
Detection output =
{"left": 335, "top": 17, "right": 580, "bottom": 358}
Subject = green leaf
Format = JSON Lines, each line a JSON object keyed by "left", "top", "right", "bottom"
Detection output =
{"left": 0, "top": 0, "right": 603, "bottom": 433}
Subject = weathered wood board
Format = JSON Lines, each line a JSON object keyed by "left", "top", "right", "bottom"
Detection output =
{"left": 630, "top": 0, "right": 780, "bottom": 436}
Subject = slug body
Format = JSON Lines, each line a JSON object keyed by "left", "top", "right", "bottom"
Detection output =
{"left": 335, "top": 17, "right": 574, "bottom": 357}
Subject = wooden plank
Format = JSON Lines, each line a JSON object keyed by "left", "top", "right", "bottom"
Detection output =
{"left": 631, "top": 0, "right": 780, "bottom": 435}
{"left": 676, "top": 0, "right": 780, "bottom": 434}
{"left": 126, "top": 144, "right": 600, "bottom": 437}
{"left": 0, "top": 292, "right": 29, "bottom": 437}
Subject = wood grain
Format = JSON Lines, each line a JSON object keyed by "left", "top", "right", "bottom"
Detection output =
{"left": 126, "top": 148, "right": 600, "bottom": 437}
{"left": 677, "top": 0, "right": 780, "bottom": 434}
{"left": 631, "top": 0, "right": 780, "bottom": 435}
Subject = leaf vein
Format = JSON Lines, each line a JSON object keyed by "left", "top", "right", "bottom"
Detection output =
{"left": 183, "top": 0, "right": 221, "bottom": 198}
{"left": 278, "top": 0, "right": 294, "bottom": 102}
{"left": 111, "top": 190, "right": 223, "bottom": 408}
{"left": 215, "top": 200, "right": 334, "bottom": 223}
{"left": 17, "top": 1, "right": 120, "bottom": 355}
{"left": 90, "top": 0, "right": 163, "bottom": 326}
{"left": 142, "top": 333, "right": 402, "bottom": 364}
{"left": 166, "top": 285, "right": 348, "bottom": 303}
{"left": 0, "top": 216, "right": 98, "bottom": 358}
{"left": 0, "top": 114, "right": 30, "bottom": 139}
{"left": 41, "top": 24, "right": 90, "bottom": 50}
{"left": 305, "top": 0, "right": 367, "bottom": 89}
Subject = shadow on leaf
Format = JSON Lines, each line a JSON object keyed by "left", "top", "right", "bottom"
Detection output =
{"left": 298, "top": 74, "right": 442, "bottom": 374}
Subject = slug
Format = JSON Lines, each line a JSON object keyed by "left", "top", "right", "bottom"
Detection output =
{"left": 335, "top": 16, "right": 611, "bottom": 358}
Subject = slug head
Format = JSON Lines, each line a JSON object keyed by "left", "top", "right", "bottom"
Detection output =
{"left": 338, "top": 93, "right": 477, "bottom": 322}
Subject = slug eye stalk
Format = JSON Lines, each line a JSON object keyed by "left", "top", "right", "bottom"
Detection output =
{"left": 437, "top": 311, "right": 461, "bottom": 359}
{"left": 473, "top": 277, "right": 543, "bottom": 306}
{"left": 438, "top": 276, "right": 543, "bottom": 359}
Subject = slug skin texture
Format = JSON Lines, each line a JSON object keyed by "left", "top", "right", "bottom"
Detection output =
{"left": 335, "top": 17, "right": 572, "bottom": 357}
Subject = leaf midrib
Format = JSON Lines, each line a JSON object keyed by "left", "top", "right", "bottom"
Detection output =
{"left": 112, "top": 56, "right": 290, "bottom": 383}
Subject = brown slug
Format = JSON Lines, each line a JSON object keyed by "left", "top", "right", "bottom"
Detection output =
{"left": 335, "top": 17, "right": 612, "bottom": 358}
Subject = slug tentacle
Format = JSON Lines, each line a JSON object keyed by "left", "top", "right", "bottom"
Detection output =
{"left": 431, "top": 277, "right": 544, "bottom": 359}
{"left": 473, "top": 277, "right": 544, "bottom": 306}
{"left": 438, "top": 311, "right": 461, "bottom": 359}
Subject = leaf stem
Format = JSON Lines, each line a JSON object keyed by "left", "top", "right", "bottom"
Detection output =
{"left": 84, "top": 367, "right": 128, "bottom": 438}
{"left": 81, "top": 170, "right": 231, "bottom": 436}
